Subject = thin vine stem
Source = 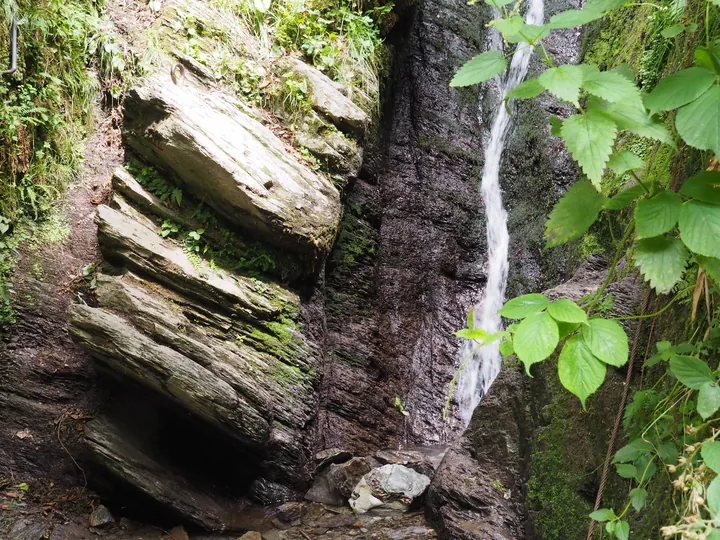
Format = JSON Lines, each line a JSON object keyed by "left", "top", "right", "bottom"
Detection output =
{"left": 613, "top": 286, "right": 693, "bottom": 321}
{"left": 585, "top": 221, "right": 635, "bottom": 314}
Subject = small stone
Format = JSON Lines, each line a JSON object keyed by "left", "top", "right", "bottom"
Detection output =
{"left": 88, "top": 505, "right": 114, "bottom": 528}
{"left": 239, "top": 532, "right": 262, "bottom": 540}
{"left": 276, "top": 501, "right": 303, "bottom": 525}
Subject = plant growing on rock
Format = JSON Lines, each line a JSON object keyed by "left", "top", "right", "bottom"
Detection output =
{"left": 451, "top": 0, "right": 720, "bottom": 536}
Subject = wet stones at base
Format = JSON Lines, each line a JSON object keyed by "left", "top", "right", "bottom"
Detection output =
{"left": 349, "top": 465, "right": 431, "bottom": 514}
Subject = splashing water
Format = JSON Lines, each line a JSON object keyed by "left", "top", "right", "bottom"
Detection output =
{"left": 456, "top": 0, "right": 545, "bottom": 425}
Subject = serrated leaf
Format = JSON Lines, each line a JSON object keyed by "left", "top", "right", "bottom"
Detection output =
{"left": 702, "top": 441, "right": 720, "bottom": 473}
{"left": 634, "top": 237, "right": 689, "bottom": 293}
{"left": 539, "top": 65, "right": 585, "bottom": 104}
{"left": 607, "top": 151, "right": 644, "bottom": 175}
{"left": 605, "top": 183, "right": 645, "bottom": 210}
{"left": 696, "top": 254, "right": 720, "bottom": 284}
{"left": 615, "top": 520, "right": 629, "bottom": 540}
{"left": 657, "top": 442, "right": 678, "bottom": 462}
{"left": 630, "top": 487, "right": 647, "bottom": 511}
{"left": 549, "top": 115, "right": 563, "bottom": 137}
{"left": 494, "top": 16, "right": 525, "bottom": 37}
{"left": 680, "top": 171, "right": 720, "bottom": 205}
{"left": 450, "top": 51, "right": 507, "bottom": 87}
{"left": 679, "top": 201, "right": 720, "bottom": 259}
{"left": 635, "top": 190, "right": 682, "bottom": 238}
{"left": 484, "top": 0, "right": 515, "bottom": 6}
{"left": 605, "top": 522, "right": 615, "bottom": 535}
{"left": 505, "top": 23, "right": 549, "bottom": 43}
{"left": 582, "top": 68, "right": 642, "bottom": 104}
{"left": 558, "top": 334, "right": 606, "bottom": 407}
{"left": 612, "top": 63, "right": 635, "bottom": 82}
{"left": 589, "top": 508, "right": 616, "bottom": 522}
{"left": 561, "top": 111, "right": 618, "bottom": 187}
{"left": 547, "top": 299, "right": 587, "bottom": 323}
{"left": 499, "top": 337, "right": 514, "bottom": 359}
{"left": 645, "top": 67, "right": 717, "bottom": 115}
{"left": 514, "top": 312, "right": 559, "bottom": 375}
{"left": 546, "top": 8, "right": 605, "bottom": 29}
{"left": 698, "top": 382, "right": 720, "bottom": 420}
{"left": 591, "top": 97, "right": 674, "bottom": 146}
{"left": 676, "top": 86, "right": 720, "bottom": 157}
{"left": 506, "top": 78, "right": 545, "bottom": 100}
{"left": 582, "top": 318, "right": 629, "bottom": 367}
{"left": 616, "top": 463, "right": 637, "bottom": 478}
{"left": 499, "top": 293, "right": 549, "bottom": 319}
{"left": 545, "top": 179, "right": 607, "bottom": 246}
{"left": 708, "top": 476, "right": 720, "bottom": 516}
{"left": 670, "top": 355, "right": 715, "bottom": 389}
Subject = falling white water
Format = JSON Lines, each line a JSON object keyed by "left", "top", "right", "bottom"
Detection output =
{"left": 456, "top": 0, "right": 545, "bottom": 425}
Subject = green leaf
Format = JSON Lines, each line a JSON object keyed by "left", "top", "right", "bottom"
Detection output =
{"left": 661, "top": 23, "right": 686, "bottom": 38}
{"left": 612, "top": 63, "right": 635, "bottom": 82}
{"left": 605, "top": 183, "right": 645, "bottom": 210}
{"left": 615, "top": 520, "right": 629, "bottom": 540}
{"left": 450, "top": 51, "right": 507, "bottom": 87}
{"left": 669, "top": 355, "right": 715, "bottom": 389}
{"left": 558, "top": 334, "right": 606, "bottom": 407}
{"left": 499, "top": 293, "right": 549, "bottom": 319}
{"left": 557, "top": 321, "right": 581, "bottom": 339}
{"left": 708, "top": 476, "right": 720, "bottom": 516}
{"left": 702, "top": 441, "right": 720, "bottom": 474}
{"left": 582, "top": 318, "right": 629, "bottom": 367}
{"left": 514, "top": 312, "right": 559, "bottom": 375}
{"left": 467, "top": 307, "right": 474, "bottom": 329}
{"left": 591, "top": 97, "right": 674, "bottom": 146}
{"left": 635, "top": 236, "right": 689, "bottom": 292}
{"left": 506, "top": 78, "right": 545, "bottom": 100}
{"left": 484, "top": 0, "right": 515, "bottom": 6}
{"left": 494, "top": 16, "right": 525, "bottom": 37}
{"left": 547, "top": 299, "right": 588, "bottom": 323}
{"left": 629, "top": 487, "right": 647, "bottom": 512}
{"left": 561, "top": 111, "right": 618, "bottom": 187}
{"left": 676, "top": 86, "right": 720, "bottom": 157}
{"left": 616, "top": 463, "right": 637, "bottom": 478}
{"left": 657, "top": 442, "right": 678, "bottom": 462}
{"left": 694, "top": 44, "right": 720, "bottom": 74}
{"left": 539, "top": 65, "right": 585, "bottom": 104}
{"left": 679, "top": 201, "right": 720, "bottom": 259}
{"left": 582, "top": 67, "right": 642, "bottom": 104}
{"left": 614, "top": 439, "right": 652, "bottom": 463}
{"left": 605, "top": 522, "right": 615, "bottom": 535}
{"left": 504, "top": 23, "right": 549, "bottom": 43}
{"left": 545, "top": 180, "right": 607, "bottom": 247}
{"left": 546, "top": 8, "right": 605, "bottom": 29}
{"left": 499, "top": 337, "right": 514, "bottom": 359}
{"left": 644, "top": 67, "right": 716, "bottom": 115}
{"left": 589, "top": 508, "right": 616, "bottom": 522}
{"left": 549, "top": 116, "right": 563, "bottom": 137}
{"left": 698, "top": 382, "right": 720, "bottom": 420}
{"left": 696, "top": 254, "right": 720, "bottom": 284}
{"left": 680, "top": 171, "right": 720, "bottom": 205}
{"left": 607, "top": 151, "right": 644, "bottom": 175}
{"left": 634, "top": 190, "right": 682, "bottom": 238}
{"left": 455, "top": 328, "right": 490, "bottom": 340}
{"left": 584, "top": 0, "right": 627, "bottom": 10}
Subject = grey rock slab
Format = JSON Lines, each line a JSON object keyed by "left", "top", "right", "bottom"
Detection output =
{"left": 123, "top": 69, "right": 341, "bottom": 258}
{"left": 304, "top": 468, "right": 345, "bottom": 506}
{"left": 327, "top": 456, "right": 379, "bottom": 498}
{"left": 314, "top": 448, "right": 353, "bottom": 470}
{"left": 349, "top": 465, "right": 431, "bottom": 514}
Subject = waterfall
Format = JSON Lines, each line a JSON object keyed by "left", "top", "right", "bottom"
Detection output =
{"left": 456, "top": 0, "right": 545, "bottom": 424}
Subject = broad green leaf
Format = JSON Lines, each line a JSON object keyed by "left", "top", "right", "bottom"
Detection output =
{"left": 669, "top": 355, "right": 715, "bottom": 389}
{"left": 562, "top": 110, "right": 617, "bottom": 187}
{"left": 584, "top": 0, "right": 627, "bottom": 10}
{"left": 612, "top": 63, "right": 635, "bottom": 82}
{"left": 698, "top": 382, "right": 720, "bottom": 420}
{"left": 514, "top": 312, "right": 559, "bottom": 374}
{"left": 558, "top": 334, "right": 606, "bottom": 407}
{"left": 636, "top": 454, "right": 657, "bottom": 481}
{"left": 499, "top": 337, "right": 514, "bottom": 359}
{"left": 545, "top": 180, "right": 607, "bottom": 247}
{"left": 634, "top": 237, "right": 689, "bottom": 293}
{"left": 694, "top": 44, "right": 720, "bottom": 74}
{"left": 499, "top": 293, "right": 549, "bottom": 319}
{"left": 505, "top": 23, "right": 549, "bottom": 43}
{"left": 506, "top": 78, "right": 545, "bottom": 100}
{"left": 680, "top": 171, "right": 720, "bottom": 204}
{"left": 605, "top": 522, "right": 615, "bottom": 535}
{"left": 708, "top": 476, "right": 720, "bottom": 516}
{"left": 547, "top": 299, "right": 587, "bottom": 323}
{"left": 557, "top": 321, "right": 581, "bottom": 339}
{"left": 679, "top": 201, "right": 720, "bottom": 259}
{"left": 605, "top": 183, "right": 645, "bottom": 210}
{"left": 494, "top": 16, "right": 525, "bottom": 37}
{"left": 583, "top": 318, "right": 629, "bottom": 367}
{"left": 615, "top": 520, "right": 630, "bottom": 540}
{"left": 589, "top": 508, "right": 616, "bottom": 522}
{"left": 547, "top": 9, "right": 605, "bottom": 29}
{"left": 549, "top": 115, "right": 563, "bottom": 137}
{"left": 484, "top": 0, "right": 515, "bottom": 6}
{"left": 591, "top": 97, "right": 674, "bottom": 146}
{"left": 614, "top": 439, "right": 652, "bottom": 463}
{"left": 630, "top": 487, "right": 647, "bottom": 511}
{"left": 696, "top": 254, "right": 720, "bottom": 284}
{"left": 703, "top": 441, "right": 720, "bottom": 473}
{"left": 634, "top": 190, "right": 682, "bottom": 238}
{"left": 657, "top": 442, "right": 678, "bottom": 462}
{"left": 450, "top": 51, "right": 507, "bottom": 87}
{"left": 661, "top": 23, "right": 685, "bottom": 38}
{"left": 644, "top": 67, "right": 717, "bottom": 115}
{"left": 455, "top": 328, "right": 489, "bottom": 340}
{"left": 616, "top": 463, "right": 637, "bottom": 478}
{"left": 582, "top": 68, "right": 642, "bottom": 105}
{"left": 539, "top": 65, "right": 585, "bottom": 104}
{"left": 607, "top": 151, "right": 644, "bottom": 175}
{"left": 676, "top": 86, "right": 720, "bottom": 157}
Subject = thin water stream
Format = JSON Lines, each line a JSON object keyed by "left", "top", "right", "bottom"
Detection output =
{"left": 457, "top": 0, "right": 545, "bottom": 424}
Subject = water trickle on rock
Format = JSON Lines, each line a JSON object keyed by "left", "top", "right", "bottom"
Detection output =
{"left": 457, "top": 0, "right": 545, "bottom": 424}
